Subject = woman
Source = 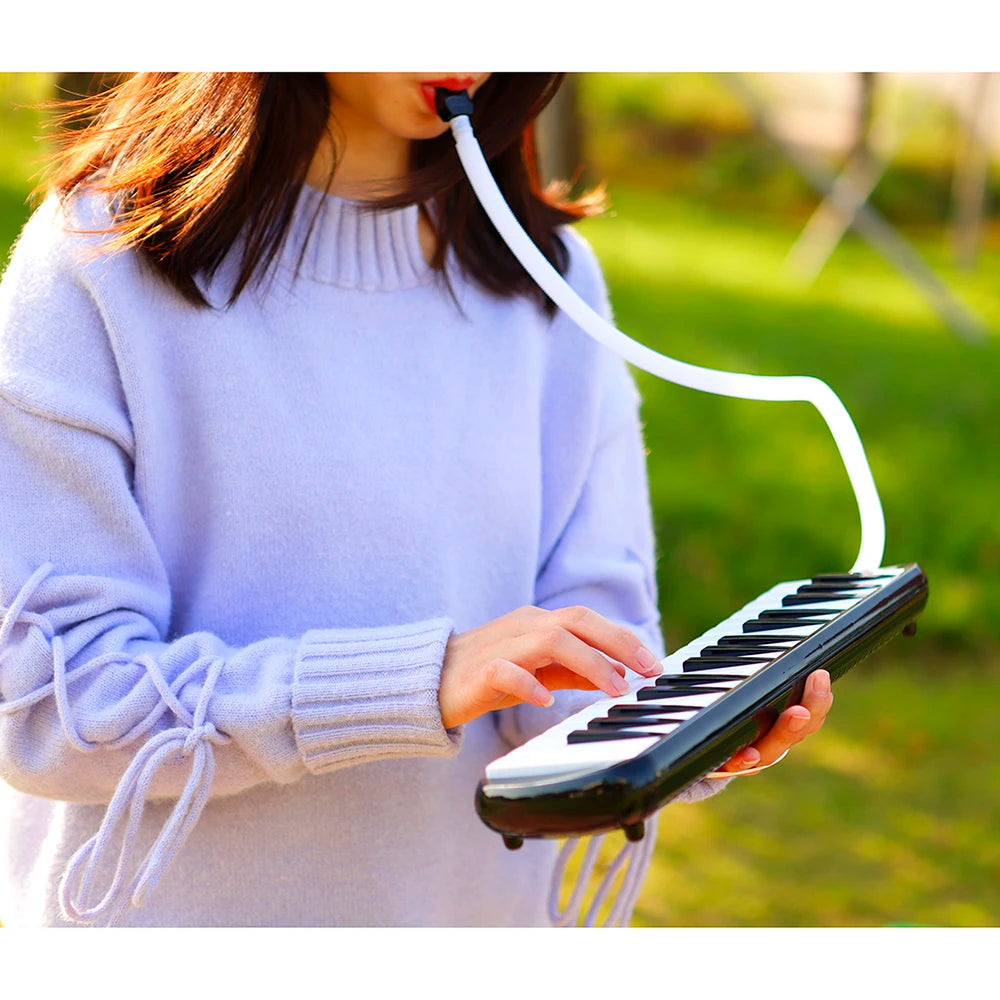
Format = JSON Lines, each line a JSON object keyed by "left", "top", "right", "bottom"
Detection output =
{"left": 0, "top": 72, "right": 833, "bottom": 926}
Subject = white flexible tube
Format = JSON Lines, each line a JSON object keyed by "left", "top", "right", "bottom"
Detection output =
{"left": 449, "top": 115, "right": 885, "bottom": 572}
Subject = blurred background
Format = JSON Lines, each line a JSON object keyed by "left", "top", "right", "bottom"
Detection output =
{"left": 1, "top": 72, "right": 998, "bottom": 927}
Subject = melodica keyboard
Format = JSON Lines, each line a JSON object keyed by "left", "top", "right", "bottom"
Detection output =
{"left": 477, "top": 564, "right": 928, "bottom": 848}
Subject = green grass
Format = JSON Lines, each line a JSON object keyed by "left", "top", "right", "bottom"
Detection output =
{"left": 577, "top": 186, "right": 1000, "bottom": 654}
{"left": 2, "top": 73, "right": 998, "bottom": 927}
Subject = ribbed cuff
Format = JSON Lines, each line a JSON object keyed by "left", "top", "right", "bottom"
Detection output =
{"left": 291, "top": 617, "right": 461, "bottom": 774}
{"left": 672, "top": 776, "right": 733, "bottom": 803}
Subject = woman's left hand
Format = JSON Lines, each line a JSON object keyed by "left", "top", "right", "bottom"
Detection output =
{"left": 716, "top": 668, "right": 834, "bottom": 775}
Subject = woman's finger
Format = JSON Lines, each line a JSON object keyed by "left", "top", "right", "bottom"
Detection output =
{"left": 752, "top": 705, "right": 813, "bottom": 764}
{"left": 533, "top": 664, "right": 601, "bottom": 692}
{"left": 547, "top": 605, "right": 663, "bottom": 680}
{"left": 719, "top": 670, "right": 834, "bottom": 773}
{"left": 718, "top": 745, "right": 762, "bottom": 773}
{"left": 801, "top": 669, "right": 835, "bottom": 725}
{"left": 509, "top": 626, "right": 633, "bottom": 698}
{"left": 483, "top": 657, "right": 554, "bottom": 708}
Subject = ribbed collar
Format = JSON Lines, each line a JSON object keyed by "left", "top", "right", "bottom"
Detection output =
{"left": 282, "top": 184, "right": 433, "bottom": 292}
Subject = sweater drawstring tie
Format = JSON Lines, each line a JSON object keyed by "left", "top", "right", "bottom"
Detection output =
{"left": 0, "top": 563, "right": 229, "bottom": 926}
{"left": 548, "top": 816, "right": 657, "bottom": 927}
{"left": 5, "top": 565, "right": 659, "bottom": 927}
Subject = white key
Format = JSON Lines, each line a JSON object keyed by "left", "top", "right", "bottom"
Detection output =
{"left": 681, "top": 663, "right": 769, "bottom": 680}
{"left": 732, "top": 626, "right": 821, "bottom": 640}
{"left": 486, "top": 735, "right": 664, "bottom": 780}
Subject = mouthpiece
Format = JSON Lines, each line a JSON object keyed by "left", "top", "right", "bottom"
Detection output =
{"left": 434, "top": 88, "right": 474, "bottom": 122}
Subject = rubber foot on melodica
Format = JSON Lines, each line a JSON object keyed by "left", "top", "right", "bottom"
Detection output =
{"left": 903, "top": 621, "right": 918, "bottom": 637}
{"left": 623, "top": 822, "right": 646, "bottom": 842}
{"left": 502, "top": 834, "right": 524, "bottom": 850}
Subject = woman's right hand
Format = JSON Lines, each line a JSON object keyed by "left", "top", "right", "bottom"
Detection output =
{"left": 438, "top": 605, "right": 664, "bottom": 730}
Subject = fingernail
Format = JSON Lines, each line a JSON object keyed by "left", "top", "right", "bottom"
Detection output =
{"left": 637, "top": 647, "right": 662, "bottom": 674}
{"left": 742, "top": 748, "right": 760, "bottom": 766}
{"left": 611, "top": 675, "right": 630, "bottom": 696}
{"left": 814, "top": 672, "right": 831, "bottom": 696}
{"left": 788, "top": 711, "right": 810, "bottom": 733}
{"left": 536, "top": 687, "right": 554, "bottom": 707}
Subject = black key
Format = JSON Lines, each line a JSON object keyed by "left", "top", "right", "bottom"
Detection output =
{"left": 811, "top": 572, "right": 894, "bottom": 584}
{"left": 782, "top": 593, "right": 857, "bottom": 606}
{"left": 796, "top": 583, "right": 863, "bottom": 595}
{"left": 568, "top": 729, "right": 666, "bottom": 743}
{"left": 717, "top": 634, "right": 808, "bottom": 646}
{"left": 637, "top": 685, "right": 730, "bottom": 700}
{"left": 683, "top": 656, "right": 770, "bottom": 672}
{"left": 759, "top": 608, "right": 840, "bottom": 619}
{"left": 744, "top": 618, "right": 831, "bottom": 632}
{"left": 700, "top": 644, "right": 787, "bottom": 657}
{"left": 608, "top": 704, "right": 703, "bottom": 716}
{"left": 656, "top": 673, "right": 746, "bottom": 685}
{"left": 587, "top": 718, "right": 685, "bottom": 731}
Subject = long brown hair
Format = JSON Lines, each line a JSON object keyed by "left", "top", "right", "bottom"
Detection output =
{"left": 44, "top": 73, "right": 604, "bottom": 314}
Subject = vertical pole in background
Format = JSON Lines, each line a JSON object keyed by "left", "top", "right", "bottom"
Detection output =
{"left": 849, "top": 73, "right": 878, "bottom": 170}
{"left": 536, "top": 73, "right": 585, "bottom": 190}
{"left": 951, "top": 73, "right": 995, "bottom": 272}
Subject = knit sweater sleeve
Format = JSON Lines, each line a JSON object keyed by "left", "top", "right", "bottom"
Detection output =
{"left": 0, "top": 200, "right": 459, "bottom": 821}
{"left": 492, "top": 228, "right": 730, "bottom": 806}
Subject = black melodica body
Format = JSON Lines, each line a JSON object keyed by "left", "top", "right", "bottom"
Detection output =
{"left": 476, "top": 564, "right": 928, "bottom": 848}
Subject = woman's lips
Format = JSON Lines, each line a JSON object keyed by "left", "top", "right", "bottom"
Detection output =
{"left": 420, "top": 77, "right": 475, "bottom": 114}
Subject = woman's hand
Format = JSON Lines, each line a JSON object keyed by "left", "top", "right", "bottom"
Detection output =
{"left": 715, "top": 668, "right": 834, "bottom": 775}
{"left": 439, "top": 605, "right": 664, "bottom": 730}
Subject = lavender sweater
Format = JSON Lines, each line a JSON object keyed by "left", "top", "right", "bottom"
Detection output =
{"left": 0, "top": 186, "right": 721, "bottom": 926}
